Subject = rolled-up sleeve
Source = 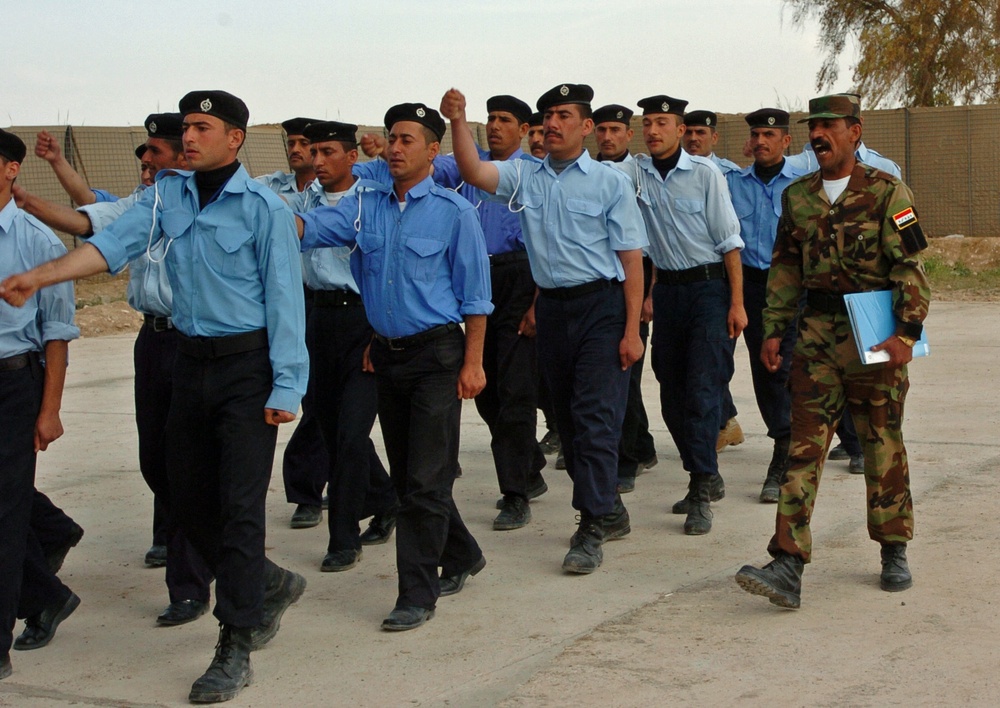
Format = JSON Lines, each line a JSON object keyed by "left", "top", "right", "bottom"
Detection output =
{"left": 450, "top": 208, "right": 493, "bottom": 317}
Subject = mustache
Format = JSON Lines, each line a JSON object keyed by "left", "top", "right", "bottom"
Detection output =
{"left": 811, "top": 139, "right": 831, "bottom": 152}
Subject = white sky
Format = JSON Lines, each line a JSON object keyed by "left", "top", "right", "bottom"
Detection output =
{"left": 3, "top": 0, "right": 857, "bottom": 128}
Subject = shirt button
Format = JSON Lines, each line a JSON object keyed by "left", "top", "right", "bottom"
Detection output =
{"left": 829, "top": 209, "right": 835, "bottom": 215}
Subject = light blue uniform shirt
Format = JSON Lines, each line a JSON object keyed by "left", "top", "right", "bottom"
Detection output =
{"left": 726, "top": 159, "right": 810, "bottom": 270}
{"left": 0, "top": 199, "right": 79, "bottom": 357}
{"left": 433, "top": 146, "right": 539, "bottom": 256}
{"left": 489, "top": 151, "right": 648, "bottom": 289}
{"left": 709, "top": 153, "right": 741, "bottom": 175}
{"left": 786, "top": 141, "right": 901, "bottom": 178}
{"left": 91, "top": 188, "right": 120, "bottom": 203}
{"left": 286, "top": 179, "right": 360, "bottom": 294}
{"left": 255, "top": 170, "right": 302, "bottom": 196}
{"left": 87, "top": 164, "right": 308, "bottom": 414}
{"left": 613, "top": 150, "right": 742, "bottom": 271}
{"left": 298, "top": 175, "right": 493, "bottom": 339}
{"left": 79, "top": 186, "right": 172, "bottom": 317}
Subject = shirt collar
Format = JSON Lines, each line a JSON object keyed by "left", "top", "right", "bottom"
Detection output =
{"left": 542, "top": 149, "right": 593, "bottom": 176}
{"left": 391, "top": 174, "right": 435, "bottom": 204}
{"left": 0, "top": 197, "right": 17, "bottom": 234}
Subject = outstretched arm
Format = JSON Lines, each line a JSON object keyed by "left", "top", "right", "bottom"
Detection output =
{"left": 440, "top": 88, "right": 500, "bottom": 194}
{"left": 0, "top": 243, "right": 109, "bottom": 307}
{"left": 14, "top": 186, "right": 94, "bottom": 235}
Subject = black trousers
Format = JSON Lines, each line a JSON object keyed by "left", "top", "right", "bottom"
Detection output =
{"left": 1, "top": 358, "right": 68, "bottom": 656}
{"left": 282, "top": 295, "right": 330, "bottom": 507}
{"left": 134, "top": 323, "right": 212, "bottom": 604}
{"left": 618, "top": 256, "right": 656, "bottom": 477}
{"left": 536, "top": 284, "right": 630, "bottom": 518}
{"left": 370, "top": 329, "right": 482, "bottom": 610}
{"left": 30, "top": 490, "right": 77, "bottom": 556}
{"left": 308, "top": 302, "right": 396, "bottom": 553}
{"left": 474, "top": 258, "right": 545, "bottom": 498}
{"left": 167, "top": 346, "right": 278, "bottom": 627}
{"left": 742, "top": 275, "right": 797, "bottom": 440}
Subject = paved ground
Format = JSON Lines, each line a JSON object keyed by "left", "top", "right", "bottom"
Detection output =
{"left": 1, "top": 301, "right": 997, "bottom": 707}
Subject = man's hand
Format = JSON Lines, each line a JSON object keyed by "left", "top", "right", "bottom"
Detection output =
{"left": 440, "top": 88, "right": 467, "bottom": 122}
{"left": 35, "top": 130, "right": 62, "bottom": 163}
{"left": 359, "top": 133, "right": 387, "bottom": 159}
{"left": 518, "top": 304, "right": 537, "bottom": 338}
{"left": 457, "top": 362, "right": 486, "bottom": 399}
{"left": 728, "top": 304, "right": 748, "bottom": 339}
{"left": 619, "top": 333, "right": 645, "bottom": 371}
{"left": 870, "top": 336, "right": 914, "bottom": 366}
{"left": 34, "top": 410, "right": 64, "bottom": 452}
{"left": 264, "top": 409, "right": 296, "bottom": 426}
{"left": 362, "top": 341, "right": 374, "bottom": 373}
{"left": 0, "top": 271, "right": 41, "bottom": 307}
{"left": 641, "top": 293, "right": 654, "bottom": 324}
{"left": 761, "top": 337, "right": 782, "bottom": 372}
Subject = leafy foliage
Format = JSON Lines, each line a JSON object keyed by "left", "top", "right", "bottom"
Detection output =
{"left": 784, "top": 0, "right": 1000, "bottom": 106}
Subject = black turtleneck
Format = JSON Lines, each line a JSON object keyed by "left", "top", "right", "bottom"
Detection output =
{"left": 651, "top": 147, "right": 682, "bottom": 179}
{"left": 597, "top": 151, "right": 630, "bottom": 163}
{"left": 753, "top": 157, "right": 785, "bottom": 184}
{"left": 195, "top": 160, "right": 241, "bottom": 209}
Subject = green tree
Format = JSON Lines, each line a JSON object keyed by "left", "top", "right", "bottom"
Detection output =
{"left": 784, "top": 0, "right": 1000, "bottom": 107}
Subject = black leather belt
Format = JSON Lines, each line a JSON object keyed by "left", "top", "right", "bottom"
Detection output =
{"left": 373, "top": 322, "right": 460, "bottom": 352}
{"left": 656, "top": 262, "right": 727, "bottom": 285}
{"left": 176, "top": 329, "right": 269, "bottom": 359}
{"left": 539, "top": 279, "right": 618, "bottom": 301}
{"left": 0, "top": 351, "right": 36, "bottom": 372}
{"left": 489, "top": 250, "right": 529, "bottom": 266}
{"left": 313, "top": 289, "right": 363, "bottom": 307}
{"left": 142, "top": 314, "right": 174, "bottom": 332}
{"left": 742, "top": 265, "right": 770, "bottom": 285}
{"left": 805, "top": 290, "right": 847, "bottom": 315}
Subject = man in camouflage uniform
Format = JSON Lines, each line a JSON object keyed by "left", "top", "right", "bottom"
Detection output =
{"left": 735, "top": 94, "right": 930, "bottom": 608}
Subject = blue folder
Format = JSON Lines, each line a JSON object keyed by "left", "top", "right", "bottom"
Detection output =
{"left": 843, "top": 290, "right": 929, "bottom": 365}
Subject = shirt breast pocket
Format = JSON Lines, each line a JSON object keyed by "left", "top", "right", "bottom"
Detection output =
{"left": 673, "top": 198, "right": 705, "bottom": 214}
{"left": 842, "top": 221, "right": 881, "bottom": 269}
{"left": 404, "top": 237, "right": 447, "bottom": 282}
{"left": 210, "top": 228, "right": 256, "bottom": 278}
{"left": 565, "top": 198, "right": 605, "bottom": 243}
{"left": 356, "top": 230, "right": 385, "bottom": 276}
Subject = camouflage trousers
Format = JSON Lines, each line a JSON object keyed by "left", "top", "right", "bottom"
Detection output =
{"left": 768, "top": 312, "right": 913, "bottom": 562}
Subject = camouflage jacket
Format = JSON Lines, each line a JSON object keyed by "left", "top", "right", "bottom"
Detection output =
{"left": 763, "top": 162, "right": 930, "bottom": 340}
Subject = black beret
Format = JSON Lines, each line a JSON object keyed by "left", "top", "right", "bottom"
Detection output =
{"left": 745, "top": 108, "right": 790, "bottom": 129}
{"left": 0, "top": 129, "right": 27, "bottom": 163}
{"left": 178, "top": 90, "right": 249, "bottom": 130}
{"left": 536, "top": 84, "right": 594, "bottom": 112}
{"left": 683, "top": 110, "right": 718, "bottom": 128}
{"left": 486, "top": 95, "right": 532, "bottom": 125}
{"left": 528, "top": 112, "right": 544, "bottom": 127}
{"left": 593, "top": 104, "right": 634, "bottom": 126}
{"left": 383, "top": 103, "right": 446, "bottom": 141}
{"left": 134, "top": 144, "right": 147, "bottom": 160}
{"left": 144, "top": 112, "right": 183, "bottom": 140}
{"left": 303, "top": 121, "right": 359, "bottom": 145}
{"left": 280, "top": 117, "right": 322, "bottom": 137}
{"left": 637, "top": 95, "right": 688, "bottom": 117}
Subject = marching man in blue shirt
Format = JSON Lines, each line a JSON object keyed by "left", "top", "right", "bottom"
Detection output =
{"left": 0, "top": 129, "right": 81, "bottom": 683}
{"left": 441, "top": 84, "right": 649, "bottom": 575}
{"left": 612, "top": 95, "right": 745, "bottom": 536}
{"left": 726, "top": 109, "right": 810, "bottom": 503}
{"left": 295, "top": 102, "right": 492, "bottom": 632}
{"left": 1, "top": 91, "right": 309, "bottom": 704}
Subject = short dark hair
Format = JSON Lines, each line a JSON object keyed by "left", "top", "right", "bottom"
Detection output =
{"left": 421, "top": 126, "right": 440, "bottom": 146}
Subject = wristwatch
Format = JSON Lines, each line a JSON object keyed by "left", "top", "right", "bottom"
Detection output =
{"left": 897, "top": 334, "right": 917, "bottom": 348}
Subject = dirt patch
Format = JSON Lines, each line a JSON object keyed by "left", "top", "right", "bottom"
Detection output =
{"left": 73, "top": 273, "right": 141, "bottom": 338}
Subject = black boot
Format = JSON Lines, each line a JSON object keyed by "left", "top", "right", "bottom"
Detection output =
{"left": 189, "top": 624, "right": 254, "bottom": 703}
{"left": 671, "top": 473, "right": 725, "bottom": 514}
{"left": 880, "top": 543, "right": 913, "bottom": 592}
{"left": 563, "top": 515, "right": 604, "bottom": 574}
{"left": 683, "top": 475, "right": 714, "bottom": 535}
{"left": 759, "top": 436, "right": 790, "bottom": 503}
{"left": 250, "top": 565, "right": 306, "bottom": 650}
{"left": 735, "top": 552, "right": 805, "bottom": 608}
